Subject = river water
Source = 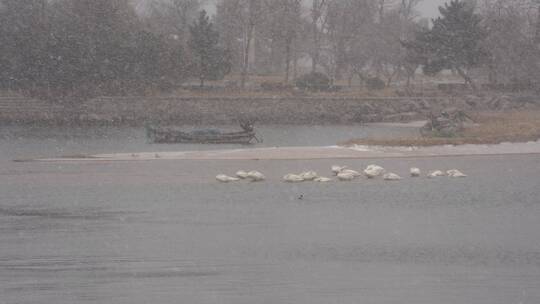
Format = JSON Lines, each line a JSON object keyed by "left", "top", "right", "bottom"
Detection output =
{"left": 1, "top": 125, "right": 539, "bottom": 304}
{"left": 0, "top": 124, "right": 420, "bottom": 160}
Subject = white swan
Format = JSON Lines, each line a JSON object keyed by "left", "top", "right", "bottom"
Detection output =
{"left": 314, "top": 177, "right": 332, "bottom": 182}
{"left": 383, "top": 173, "right": 402, "bottom": 181}
{"left": 299, "top": 171, "right": 318, "bottom": 181}
{"left": 364, "top": 165, "right": 385, "bottom": 178}
{"left": 410, "top": 167, "right": 421, "bottom": 177}
{"left": 340, "top": 169, "right": 361, "bottom": 177}
{"left": 447, "top": 169, "right": 467, "bottom": 177}
{"left": 216, "top": 174, "right": 240, "bottom": 183}
{"left": 247, "top": 170, "right": 265, "bottom": 182}
{"left": 337, "top": 171, "right": 356, "bottom": 181}
{"left": 331, "top": 165, "right": 347, "bottom": 175}
{"left": 236, "top": 170, "right": 249, "bottom": 179}
{"left": 283, "top": 174, "right": 304, "bottom": 183}
{"left": 427, "top": 170, "right": 445, "bottom": 178}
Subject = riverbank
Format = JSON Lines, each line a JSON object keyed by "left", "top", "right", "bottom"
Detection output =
{"left": 343, "top": 111, "right": 540, "bottom": 147}
{"left": 1, "top": 94, "right": 539, "bottom": 125}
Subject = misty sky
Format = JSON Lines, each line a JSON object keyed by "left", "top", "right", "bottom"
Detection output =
{"left": 202, "top": 1, "right": 450, "bottom": 19}
{"left": 418, "top": 0, "right": 448, "bottom": 19}
{"left": 187, "top": 0, "right": 451, "bottom": 20}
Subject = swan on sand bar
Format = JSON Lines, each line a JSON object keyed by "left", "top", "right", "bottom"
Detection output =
{"left": 314, "top": 177, "right": 332, "bottom": 182}
{"left": 427, "top": 170, "right": 445, "bottom": 178}
{"left": 364, "top": 165, "right": 385, "bottom": 178}
{"left": 299, "top": 171, "right": 318, "bottom": 181}
{"left": 331, "top": 165, "right": 347, "bottom": 175}
{"left": 383, "top": 173, "right": 402, "bottom": 181}
{"left": 447, "top": 169, "right": 467, "bottom": 177}
{"left": 410, "top": 168, "right": 421, "bottom": 177}
{"left": 283, "top": 172, "right": 331, "bottom": 183}
{"left": 246, "top": 170, "right": 265, "bottom": 182}
{"left": 283, "top": 174, "right": 304, "bottom": 183}
{"left": 236, "top": 170, "right": 249, "bottom": 179}
{"left": 337, "top": 171, "right": 356, "bottom": 181}
{"left": 216, "top": 174, "right": 240, "bottom": 183}
{"left": 340, "top": 169, "right": 362, "bottom": 177}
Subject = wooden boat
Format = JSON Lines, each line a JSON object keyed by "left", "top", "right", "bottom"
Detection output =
{"left": 146, "top": 122, "right": 260, "bottom": 144}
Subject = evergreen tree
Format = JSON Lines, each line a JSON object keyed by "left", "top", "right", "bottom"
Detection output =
{"left": 405, "top": 0, "right": 488, "bottom": 89}
{"left": 189, "top": 10, "right": 231, "bottom": 87}
{"left": 0, "top": 0, "right": 49, "bottom": 90}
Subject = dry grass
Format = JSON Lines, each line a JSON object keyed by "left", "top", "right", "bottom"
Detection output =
{"left": 342, "top": 110, "right": 540, "bottom": 147}
{"left": 168, "top": 73, "right": 404, "bottom": 98}
{"left": 169, "top": 86, "right": 403, "bottom": 99}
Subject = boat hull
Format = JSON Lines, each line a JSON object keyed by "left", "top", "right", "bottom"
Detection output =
{"left": 147, "top": 126, "right": 257, "bottom": 144}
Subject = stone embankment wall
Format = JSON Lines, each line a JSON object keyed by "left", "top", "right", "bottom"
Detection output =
{"left": 0, "top": 95, "right": 538, "bottom": 125}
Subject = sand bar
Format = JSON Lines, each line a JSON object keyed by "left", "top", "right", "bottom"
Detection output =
{"left": 23, "top": 140, "right": 540, "bottom": 162}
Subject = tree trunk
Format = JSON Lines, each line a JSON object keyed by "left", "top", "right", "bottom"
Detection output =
{"left": 284, "top": 38, "right": 291, "bottom": 83}
{"left": 347, "top": 72, "right": 353, "bottom": 87}
{"left": 311, "top": 0, "right": 321, "bottom": 73}
{"left": 535, "top": 5, "right": 540, "bottom": 44}
{"left": 378, "top": 0, "right": 385, "bottom": 23}
{"left": 386, "top": 66, "right": 400, "bottom": 87}
{"left": 488, "top": 62, "right": 497, "bottom": 84}
{"left": 199, "top": 54, "right": 204, "bottom": 88}
{"left": 241, "top": 26, "right": 253, "bottom": 89}
{"left": 311, "top": 53, "right": 318, "bottom": 73}
{"left": 311, "top": 28, "right": 319, "bottom": 73}
{"left": 293, "top": 39, "right": 298, "bottom": 81}
{"left": 456, "top": 67, "right": 476, "bottom": 90}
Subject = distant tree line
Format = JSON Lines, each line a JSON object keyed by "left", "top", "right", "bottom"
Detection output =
{"left": 213, "top": 0, "right": 540, "bottom": 90}
{"left": 0, "top": 0, "right": 228, "bottom": 99}
{"left": 1, "top": 0, "right": 540, "bottom": 99}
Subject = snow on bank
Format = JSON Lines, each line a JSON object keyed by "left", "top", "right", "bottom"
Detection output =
{"left": 348, "top": 140, "right": 540, "bottom": 156}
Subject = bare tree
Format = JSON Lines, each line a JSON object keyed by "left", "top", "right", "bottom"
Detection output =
{"left": 479, "top": 0, "right": 540, "bottom": 85}
{"left": 216, "top": 0, "right": 267, "bottom": 88}
{"left": 320, "top": 0, "right": 376, "bottom": 83}
{"left": 264, "top": 0, "right": 302, "bottom": 82}
{"left": 366, "top": 0, "right": 422, "bottom": 87}
{"left": 147, "top": 0, "right": 202, "bottom": 46}
{"left": 310, "top": 0, "right": 328, "bottom": 72}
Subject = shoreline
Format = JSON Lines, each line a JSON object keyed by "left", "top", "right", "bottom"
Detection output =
{"left": 21, "top": 141, "right": 540, "bottom": 162}
{"left": 344, "top": 110, "right": 540, "bottom": 147}
{"left": 1, "top": 94, "right": 538, "bottom": 126}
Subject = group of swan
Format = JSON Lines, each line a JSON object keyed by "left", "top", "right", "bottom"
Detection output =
{"left": 217, "top": 165, "right": 466, "bottom": 183}
{"left": 423, "top": 169, "right": 467, "bottom": 178}
{"left": 333, "top": 164, "right": 401, "bottom": 181}
{"left": 216, "top": 170, "right": 265, "bottom": 183}
{"left": 283, "top": 171, "right": 332, "bottom": 183}
{"left": 446, "top": 169, "right": 467, "bottom": 178}
{"left": 336, "top": 170, "right": 361, "bottom": 181}
{"left": 335, "top": 165, "right": 467, "bottom": 181}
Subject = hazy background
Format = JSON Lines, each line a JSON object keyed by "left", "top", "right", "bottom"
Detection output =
{"left": 418, "top": 0, "right": 447, "bottom": 18}
{"left": 197, "top": 0, "right": 448, "bottom": 19}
